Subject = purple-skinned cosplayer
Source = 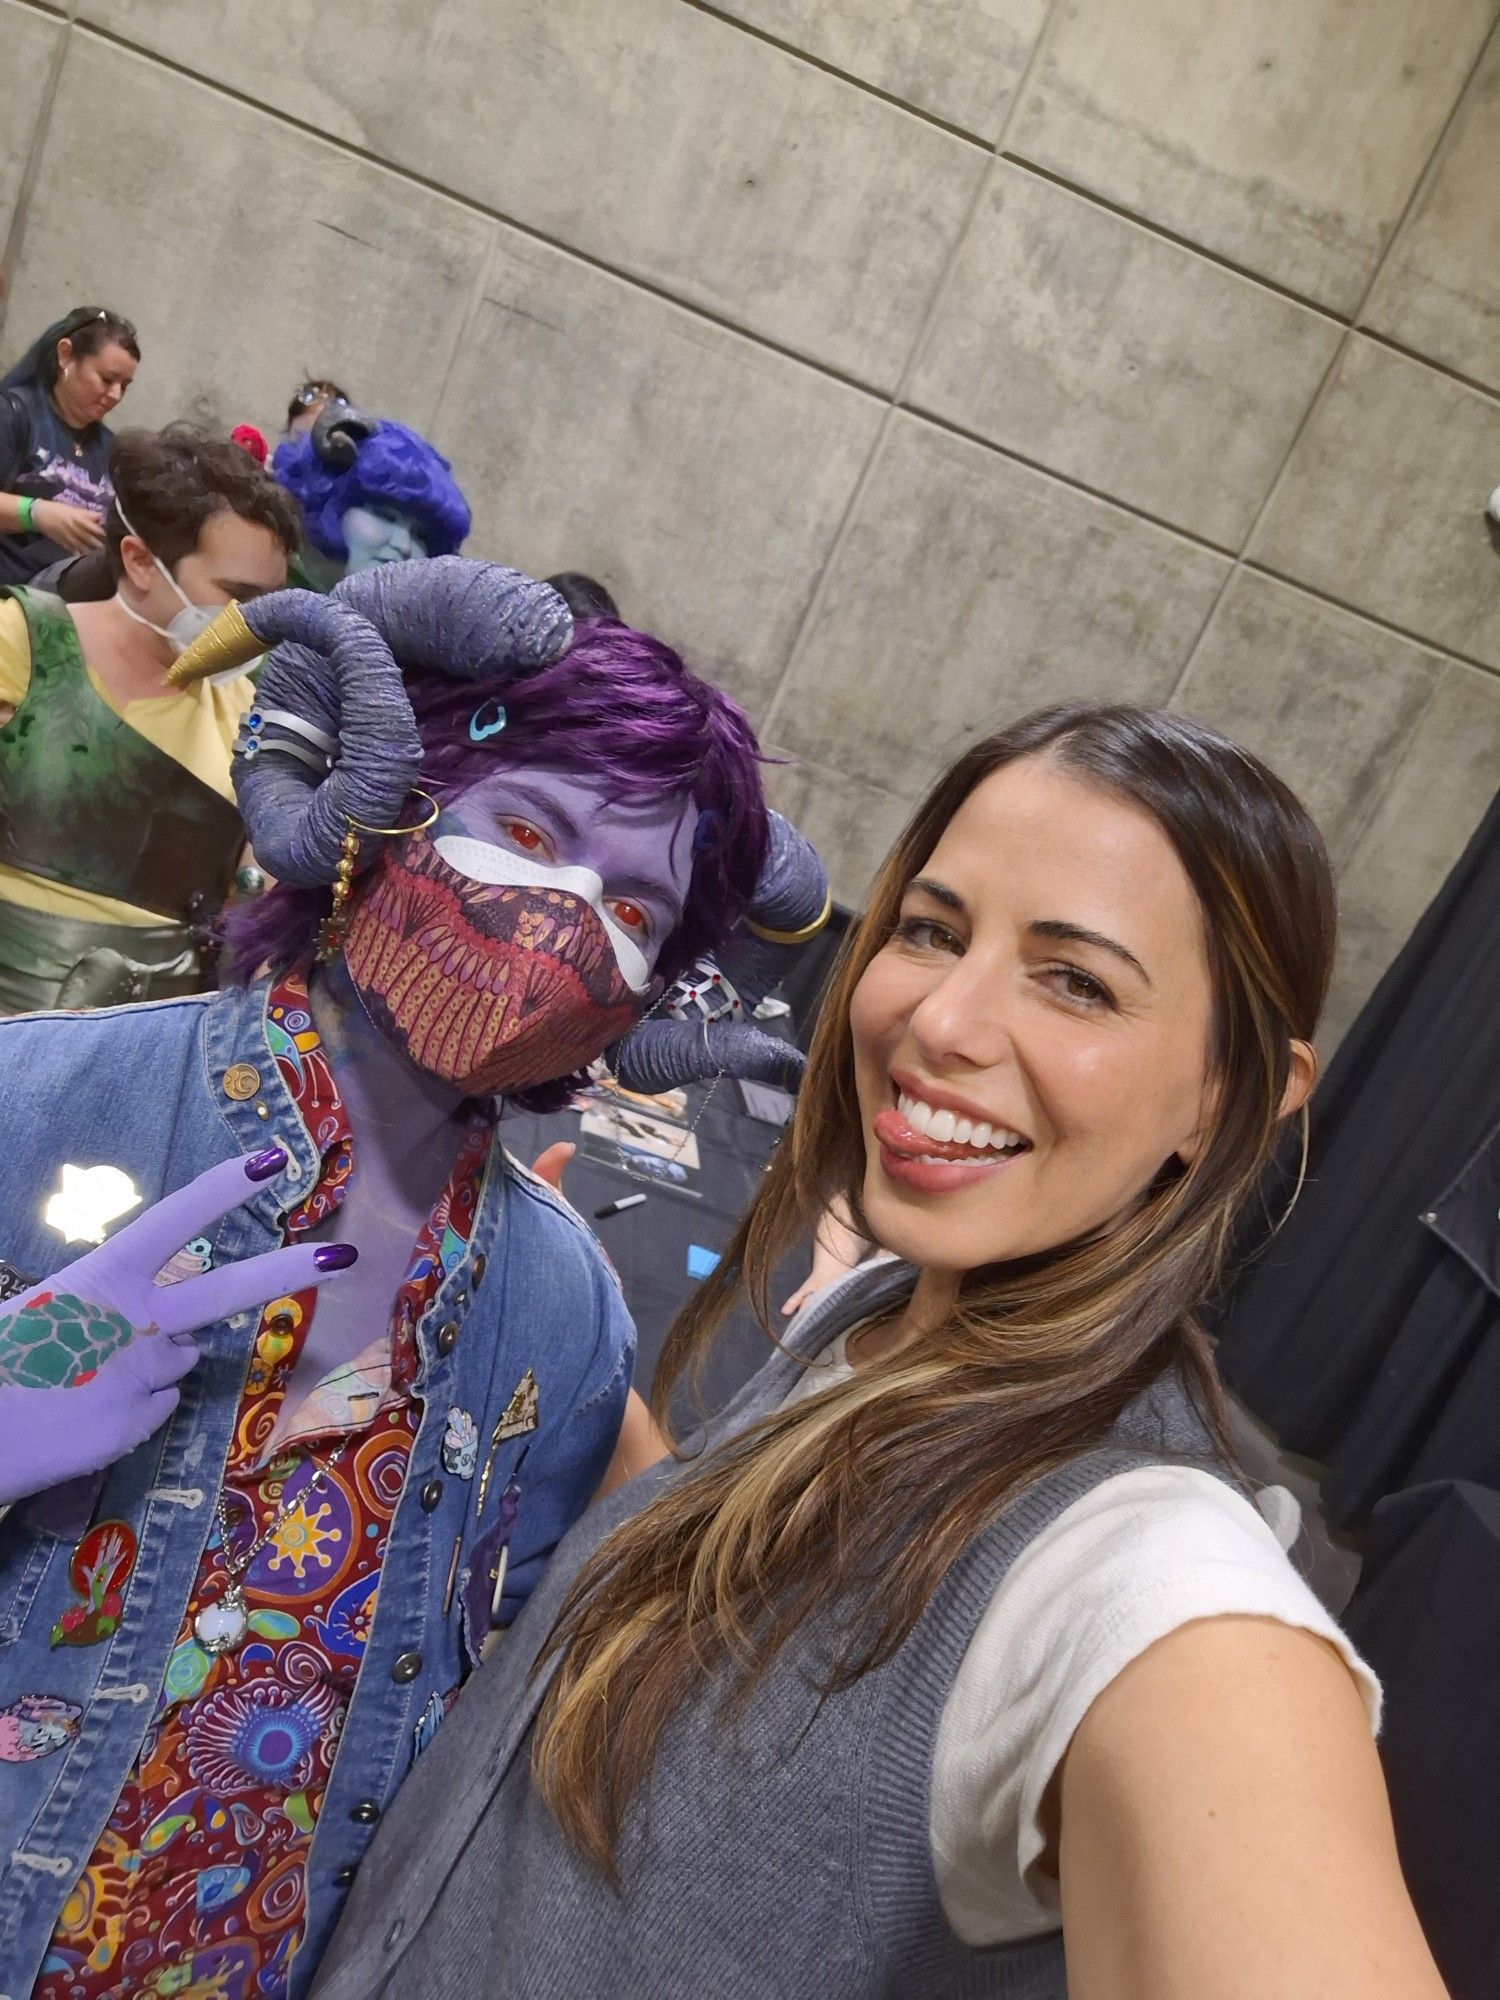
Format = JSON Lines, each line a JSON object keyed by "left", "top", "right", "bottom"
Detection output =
{"left": 0, "top": 556, "right": 796, "bottom": 2000}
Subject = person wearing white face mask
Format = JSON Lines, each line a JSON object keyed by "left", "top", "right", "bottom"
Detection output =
{"left": 0, "top": 423, "right": 302, "bottom": 1013}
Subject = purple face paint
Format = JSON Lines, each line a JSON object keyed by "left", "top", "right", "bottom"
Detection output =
{"left": 436, "top": 762, "right": 699, "bottom": 981}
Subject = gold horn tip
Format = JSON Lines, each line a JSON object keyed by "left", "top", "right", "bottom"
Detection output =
{"left": 165, "top": 601, "right": 260, "bottom": 688}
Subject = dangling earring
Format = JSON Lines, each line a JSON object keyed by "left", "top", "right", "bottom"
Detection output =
{"left": 316, "top": 789, "right": 440, "bottom": 962}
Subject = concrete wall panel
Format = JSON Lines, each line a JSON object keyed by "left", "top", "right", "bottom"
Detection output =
{"left": 76, "top": 0, "right": 983, "bottom": 388}
{"left": 433, "top": 233, "right": 884, "bottom": 716}
{"left": 1320, "top": 660, "right": 1500, "bottom": 1048}
{"left": 1251, "top": 338, "right": 1500, "bottom": 669}
{"left": 3, "top": 0, "right": 1495, "bottom": 1041}
{"left": 0, "top": 0, "right": 61, "bottom": 252}
{"left": 765, "top": 757, "right": 914, "bottom": 911}
{"left": 5, "top": 35, "right": 493, "bottom": 442}
{"left": 768, "top": 414, "right": 1229, "bottom": 799}
{"left": 1171, "top": 571, "right": 1442, "bottom": 865}
{"left": 1362, "top": 28, "right": 1500, "bottom": 393}
{"left": 709, "top": 0, "right": 1048, "bottom": 138}
{"left": 1007, "top": 0, "right": 1496, "bottom": 312}
{"left": 910, "top": 164, "right": 1342, "bottom": 546}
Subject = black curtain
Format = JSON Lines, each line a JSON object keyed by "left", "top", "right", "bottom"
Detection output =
{"left": 1214, "top": 789, "right": 1500, "bottom": 1531}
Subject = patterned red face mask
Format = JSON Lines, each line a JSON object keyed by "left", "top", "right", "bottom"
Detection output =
{"left": 342, "top": 832, "right": 654, "bottom": 1096}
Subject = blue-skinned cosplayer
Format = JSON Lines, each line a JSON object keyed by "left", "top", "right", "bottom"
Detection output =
{"left": 0, "top": 558, "right": 807, "bottom": 1997}
{"left": 273, "top": 402, "right": 471, "bottom": 588}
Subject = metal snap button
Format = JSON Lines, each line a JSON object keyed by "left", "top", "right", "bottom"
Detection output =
{"left": 392, "top": 1651, "right": 422, "bottom": 1684}
{"left": 435, "top": 1321, "right": 459, "bottom": 1356}
{"left": 420, "top": 1479, "right": 443, "bottom": 1512}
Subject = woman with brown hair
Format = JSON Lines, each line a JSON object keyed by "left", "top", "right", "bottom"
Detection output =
{"left": 313, "top": 703, "right": 1447, "bottom": 2000}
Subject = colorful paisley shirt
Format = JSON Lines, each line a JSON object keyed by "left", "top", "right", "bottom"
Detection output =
{"left": 36, "top": 972, "right": 492, "bottom": 2000}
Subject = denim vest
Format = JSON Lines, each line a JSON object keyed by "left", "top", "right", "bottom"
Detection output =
{"left": 0, "top": 979, "right": 634, "bottom": 1999}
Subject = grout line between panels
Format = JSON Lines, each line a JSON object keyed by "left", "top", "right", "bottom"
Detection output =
{"left": 998, "top": 155, "right": 1356, "bottom": 326}
{"left": 760, "top": 0, "right": 1073, "bottom": 743}
{"left": 1165, "top": 11, "right": 1500, "bottom": 708}
{"left": 0, "top": 2, "right": 74, "bottom": 349}
{"left": 678, "top": 0, "right": 995, "bottom": 147}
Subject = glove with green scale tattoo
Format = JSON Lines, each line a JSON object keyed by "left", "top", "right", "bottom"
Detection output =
{"left": 0, "top": 1149, "right": 358, "bottom": 1505}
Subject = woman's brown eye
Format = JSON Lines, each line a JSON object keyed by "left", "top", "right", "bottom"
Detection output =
{"left": 503, "top": 820, "right": 544, "bottom": 852}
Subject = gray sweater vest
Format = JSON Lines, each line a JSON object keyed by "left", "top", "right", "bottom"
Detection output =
{"left": 312, "top": 1262, "right": 1228, "bottom": 2000}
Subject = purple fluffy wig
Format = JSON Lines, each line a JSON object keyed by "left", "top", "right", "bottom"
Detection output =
{"left": 223, "top": 618, "right": 769, "bottom": 1001}
{"left": 272, "top": 419, "right": 471, "bottom": 561}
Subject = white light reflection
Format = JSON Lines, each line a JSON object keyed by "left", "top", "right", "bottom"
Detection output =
{"left": 44, "top": 1164, "right": 143, "bottom": 1245}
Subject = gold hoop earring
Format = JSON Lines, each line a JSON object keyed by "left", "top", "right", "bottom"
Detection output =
{"left": 316, "top": 788, "right": 440, "bottom": 962}
{"left": 1267, "top": 1102, "right": 1312, "bottom": 1238}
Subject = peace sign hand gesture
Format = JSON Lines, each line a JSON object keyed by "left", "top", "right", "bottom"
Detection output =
{"left": 0, "top": 1148, "right": 357, "bottom": 1505}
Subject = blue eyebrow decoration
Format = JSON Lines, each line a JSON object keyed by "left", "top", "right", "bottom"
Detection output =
{"left": 469, "top": 698, "right": 508, "bottom": 744}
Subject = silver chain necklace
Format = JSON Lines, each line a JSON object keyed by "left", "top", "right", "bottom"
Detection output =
{"left": 194, "top": 1441, "right": 351, "bottom": 1656}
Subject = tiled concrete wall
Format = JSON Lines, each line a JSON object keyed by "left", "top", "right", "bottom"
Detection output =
{"left": 2, "top": 0, "right": 1497, "bottom": 1045}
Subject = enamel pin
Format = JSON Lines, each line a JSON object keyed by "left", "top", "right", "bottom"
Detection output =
{"left": 0, "top": 1693, "right": 83, "bottom": 1762}
{"left": 476, "top": 1369, "right": 539, "bottom": 1515}
{"left": 441, "top": 1407, "right": 479, "bottom": 1480}
{"left": 50, "top": 1519, "right": 138, "bottom": 1648}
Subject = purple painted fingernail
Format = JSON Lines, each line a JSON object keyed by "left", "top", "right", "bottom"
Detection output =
{"left": 313, "top": 1243, "right": 359, "bottom": 1271}
{"left": 245, "top": 1146, "right": 288, "bottom": 1181}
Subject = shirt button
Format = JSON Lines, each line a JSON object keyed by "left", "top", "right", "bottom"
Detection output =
{"left": 392, "top": 1651, "right": 423, "bottom": 1684}
{"left": 334, "top": 1865, "right": 358, "bottom": 1887}
{"left": 435, "top": 1321, "right": 460, "bottom": 1356}
{"left": 350, "top": 1800, "right": 381, "bottom": 1824}
{"left": 385, "top": 1917, "right": 405, "bottom": 1951}
{"left": 471, "top": 1253, "right": 487, "bottom": 1289}
{"left": 420, "top": 1479, "right": 443, "bottom": 1512}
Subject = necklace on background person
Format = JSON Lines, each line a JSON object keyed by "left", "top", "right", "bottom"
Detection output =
{"left": 194, "top": 1440, "right": 351, "bottom": 1656}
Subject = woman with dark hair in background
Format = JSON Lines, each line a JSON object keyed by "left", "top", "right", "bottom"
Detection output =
{"left": 285, "top": 378, "right": 349, "bottom": 439}
{"left": 0, "top": 424, "right": 299, "bottom": 1012}
{"left": 0, "top": 306, "right": 140, "bottom": 585}
{"left": 315, "top": 705, "right": 1448, "bottom": 2000}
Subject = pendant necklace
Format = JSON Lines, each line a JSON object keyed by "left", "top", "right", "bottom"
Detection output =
{"left": 194, "top": 1441, "right": 351, "bottom": 1656}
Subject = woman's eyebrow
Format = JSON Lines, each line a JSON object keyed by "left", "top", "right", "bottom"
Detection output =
{"left": 906, "top": 875, "right": 965, "bottom": 913}
{"left": 1029, "top": 918, "right": 1151, "bottom": 985}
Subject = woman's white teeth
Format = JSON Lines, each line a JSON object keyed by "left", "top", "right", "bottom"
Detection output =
{"left": 896, "top": 1091, "right": 1022, "bottom": 1153}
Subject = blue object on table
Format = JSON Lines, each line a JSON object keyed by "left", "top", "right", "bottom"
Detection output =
{"left": 686, "top": 1244, "right": 721, "bottom": 1280}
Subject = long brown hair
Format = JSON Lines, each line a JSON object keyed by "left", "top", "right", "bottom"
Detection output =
{"left": 533, "top": 703, "right": 1336, "bottom": 1877}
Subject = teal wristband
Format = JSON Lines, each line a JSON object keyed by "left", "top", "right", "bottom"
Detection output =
{"left": 16, "top": 496, "right": 35, "bottom": 532}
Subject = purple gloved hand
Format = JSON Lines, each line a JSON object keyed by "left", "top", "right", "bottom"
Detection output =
{"left": 0, "top": 1148, "right": 358, "bottom": 1506}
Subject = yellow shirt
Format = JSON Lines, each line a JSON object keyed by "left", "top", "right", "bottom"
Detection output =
{"left": 0, "top": 596, "right": 253, "bottom": 927}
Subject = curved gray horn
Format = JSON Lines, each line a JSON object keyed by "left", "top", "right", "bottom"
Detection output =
{"left": 230, "top": 589, "right": 423, "bottom": 886}
{"left": 311, "top": 401, "right": 381, "bottom": 470}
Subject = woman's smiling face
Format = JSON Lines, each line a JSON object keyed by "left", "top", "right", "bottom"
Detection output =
{"left": 850, "top": 754, "right": 1219, "bottom": 1278}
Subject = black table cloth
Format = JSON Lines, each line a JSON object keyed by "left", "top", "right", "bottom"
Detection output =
{"left": 1343, "top": 1480, "right": 1500, "bottom": 2000}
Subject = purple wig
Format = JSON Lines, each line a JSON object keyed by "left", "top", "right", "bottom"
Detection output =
{"left": 272, "top": 419, "right": 471, "bottom": 560}
{"left": 223, "top": 618, "right": 769, "bottom": 1001}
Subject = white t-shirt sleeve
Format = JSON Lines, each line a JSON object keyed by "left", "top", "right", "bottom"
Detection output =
{"left": 931, "top": 1466, "right": 1383, "bottom": 1946}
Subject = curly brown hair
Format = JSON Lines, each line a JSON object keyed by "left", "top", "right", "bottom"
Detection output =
{"left": 105, "top": 423, "right": 303, "bottom": 581}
